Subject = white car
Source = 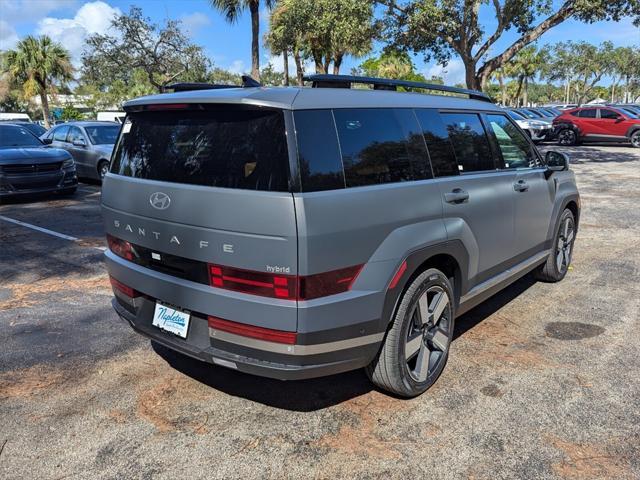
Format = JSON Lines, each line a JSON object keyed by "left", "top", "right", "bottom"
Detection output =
{"left": 506, "top": 110, "right": 552, "bottom": 142}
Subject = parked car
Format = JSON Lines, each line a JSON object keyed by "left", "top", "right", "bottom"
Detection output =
{"left": 0, "top": 123, "right": 77, "bottom": 200}
{"left": 103, "top": 74, "right": 580, "bottom": 398}
{"left": 553, "top": 106, "right": 640, "bottom": 147}
{"left": 97, "top": 111, "right": 126, "bottom": 123}
{"left": 42, "top": 121, "right": 120, "bottom": 180}
{"left": 506, "top": 109, "right": 553, "bottom": 142}
{"left": 613, "top": 104, "right": 640, "bottom": 117}
{"left": 0, "top": 120, "right": 47, "bottom": 137}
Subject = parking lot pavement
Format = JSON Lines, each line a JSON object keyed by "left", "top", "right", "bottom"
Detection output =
{"left": 1, "top": 146, "right": 639, "bottom": 479}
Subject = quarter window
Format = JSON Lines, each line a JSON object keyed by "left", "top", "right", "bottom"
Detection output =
{"left": 486, "top": 114, "right": 539, "bottom": 169}
{"left": 440, "top": 113, "right": 495, "bottom": 173}
{"left": 294, "top": 110, "right": 345, "bottom": 192}
{"left": 333, "top": 108, "right": 430, "bottom": 187}
{"left": 53, "top": 125, "right": 70, "bottom": 142}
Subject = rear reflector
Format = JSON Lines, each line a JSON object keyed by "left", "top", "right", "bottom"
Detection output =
{"left": 208, "top": 316, "right": 297, "bottom": 344}
{"left": 106, "top": 234, "right": 134, "bottom": 261}
{"left": 208, "top": 263, "right": 363, "bottom": 300}
{"left": 388, "top": 260, "right": 407, "bottom": 289}
{"left": 109, "top": 275, "right": 139, "bottom": 298}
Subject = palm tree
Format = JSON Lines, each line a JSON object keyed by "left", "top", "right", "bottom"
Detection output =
{"left": 209, "top": 0, "right": 275, "bottom": 82}
{"left": 4, "top": 35, "right": 73, "bottom": 129}
{"left": 509, "top": 45, "right": 548, "bottom": 107}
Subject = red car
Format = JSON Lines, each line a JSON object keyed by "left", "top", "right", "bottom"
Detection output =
{"left": 553, "top": 106, "right": 640, "bottom": 148}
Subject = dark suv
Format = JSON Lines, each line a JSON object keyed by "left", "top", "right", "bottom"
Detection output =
{"left": 554, "top": 106, "right": 640, "bottom": 147}
{"left": 102, "top": 75, "right": 580, "bottom": 397}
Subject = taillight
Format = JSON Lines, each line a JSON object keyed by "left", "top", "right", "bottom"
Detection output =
{"left": 207, "top": 264, "right": 363, "bottom": 300}
{"left": 208, "top": 264, "right": 297, "bottom": 300}
{"left": 107, "top": 234, "right": 134, "bottom": 260}
{"left": 109, "top": 275, "right": 139, "bottom": 298}
{"left": 208, "top": 316, "right": 297, "bottom": 344}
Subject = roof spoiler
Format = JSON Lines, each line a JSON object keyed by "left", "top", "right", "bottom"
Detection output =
{"left": 303, "top": 74, "right": 492, "bottom": 103}
{"left": 165, "top": 75, "right": 262, "bottom": 92}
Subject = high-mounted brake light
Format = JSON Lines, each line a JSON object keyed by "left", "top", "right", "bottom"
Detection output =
{"left": 106, "top": 234, "right": 134, "bottom": 261}
{"left": 207, "top": 263, "right": 363, "bottom": 301}
{"left": 146, "top": 103, "right": 190, "bottom": 111}
{"left": 208, "top": 316, "right": 297, "bottom": 344}
{"left": 109, "top": 275, "right": 139, "bottom": 298}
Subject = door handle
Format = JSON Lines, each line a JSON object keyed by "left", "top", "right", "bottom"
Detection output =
{"left": 444, "top": 188, "right": 469, "bottom": 204}
{"left": 514, "top": 180, "right": 529, "bottom": 192}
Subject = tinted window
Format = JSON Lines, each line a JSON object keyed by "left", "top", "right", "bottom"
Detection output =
{"left": 86, "top": 125, "right": 119, "bottom": 145}
{"left": 507, "top": 110, "right": 526, "bottom": 121}
{"left": 414, "top": 109, "right": 458, "bottom": 177}
{"left": 486, "top": 114, "right": 540, "bottom": 169}
{"left": 294, "top": 110, "right": 345, "bottom": 191}
{"left": 525, "top": 109, "right": 543, "bottom": 118}
{"left": 600, "top": 109, "right": 621, "bottom": 119}
{"left": 621, "top": 108, "right": 640, "bottom": 118}
{"left": 440, "top": 113, "right": 494, "bottom": 173}
{"left": 578, "top": 109, "right": 597, "bottom": 118}
{"left": 333, "top": 108, "right": 430, "bottom": 187}
{"left": 67, "top": 126, "right": 84, "bottom": 144}
{"left": 111, "top": 108, "right": 290, "bottom": 191}
{"left": 0, "top": 125, "right": 42, "bottom": 147}
{"left": 53, "top": 125, "right": 70, "bottom": 142}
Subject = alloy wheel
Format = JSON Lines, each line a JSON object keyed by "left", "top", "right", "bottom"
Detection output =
{"left": 405, "top": 286, "right": 452, "bottom": 382}
{"left": 556, "top": 216, "right": 575, "bottom": 274}
{"left": 558, "top": 129, "right": 575, "bottom": 146}
{"left": 632, "top": 133, "right": 640, "bottom": 148}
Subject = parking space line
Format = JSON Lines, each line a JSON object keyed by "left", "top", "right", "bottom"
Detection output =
{"left": 0, "top": 215, "right": 79, "bottom": 241}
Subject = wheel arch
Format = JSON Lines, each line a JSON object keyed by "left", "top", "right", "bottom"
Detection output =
{"left": 379, "top": 241, "right": 469, "bottom": 332}
{"left": 626, "top": 125, "right": 640, "bottom": 138}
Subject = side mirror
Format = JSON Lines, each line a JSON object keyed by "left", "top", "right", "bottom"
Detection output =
{"left": 72, "top": 138, "right": 87, "bottom": 147}
{"left": 42, "top": 138, "right": 53, "bottom": 145}
{"left": 545, "top": 151, "right": 570, "bottom": 178}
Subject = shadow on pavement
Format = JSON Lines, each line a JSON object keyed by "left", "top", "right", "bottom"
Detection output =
{"left": 152, "top": 274, "right": 539, "bottom": 411}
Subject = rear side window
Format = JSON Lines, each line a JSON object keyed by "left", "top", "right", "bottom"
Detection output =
{"left": 440, "top": 113, "right": 495, "bottom": 173}
{"left": 414, "top": 109, "right": 458, "bottom": 177}
{"left": 333, "top": 108, "right": 430, "bottom": 187}
{"left": 53, "top": 126, "right": 70, "bottom": 142}
{"left": 294, "top": 110, "right": 345, "bottom": 191}
{"left": 110, "top": 108, "right": 290, "bottom": 191}
{"left": 578, "top": 109, "right": 597, "bottom": 118}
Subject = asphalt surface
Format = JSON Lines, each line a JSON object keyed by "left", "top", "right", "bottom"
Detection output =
{"left": 1, "top": 145, "right": 639, "bottom": 479}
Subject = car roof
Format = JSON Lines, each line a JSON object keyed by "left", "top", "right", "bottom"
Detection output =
{"left": 123, "top": 86, "right": 502, "bottom": 112}
{"left": 58, "top": 121, "right": 119, "bottom": 127}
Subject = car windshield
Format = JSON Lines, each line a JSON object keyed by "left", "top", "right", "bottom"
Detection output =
{"left": 0, "top": 125, "right": 43, "bottom": 148}
{"left": 507, "top": 110, "right": 526, "bottom": 120}
{"left": 525, "top": 109, "right": 544, "bottom": 118}
{"left": 621, "top": 108, "right": 639, "bottom": 118}
{"left": 516, "top": 109, "right": 537, "bottom": 119}
{"left": 85, "top": 125, "right": 120, "bottom": 145}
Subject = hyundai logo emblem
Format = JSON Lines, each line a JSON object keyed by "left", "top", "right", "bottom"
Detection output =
{"left": 149, "top": 192, "right": 171, "bottom": 210}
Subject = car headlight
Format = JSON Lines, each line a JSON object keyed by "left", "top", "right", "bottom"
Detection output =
{"left": 62, "top": 158, "right": 75, "bottom": 169}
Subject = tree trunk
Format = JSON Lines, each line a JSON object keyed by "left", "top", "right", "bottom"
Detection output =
{"left": 333, "top": 53, "right": 344, "bottom": 75}
{"left": 624, "top": 75, "right": 630, "bottom": 103}
{"left": 293, "top": 50, "right": 304, "bottom": 86}
{"left": 250, "top": 1, "right": 260, "bottom": 81}
{"left": 313, "top": 51, "right": 326, "bottom": 74}
{"left": 611, "top": 83, "right": 616, "bottom": 103}
{"left": 565, "top": 79, "right": 570, "bottom": 104}
{"left": 39, "top": 89, "right": 51, "bottom": 130}
{"left": 282, "top": 50, "right": 289, "bottom": 86}
{"left": 463, "top": 57, "right": 480, "bottom": 90}
{"left": 523, "top": 77, "right": 529, "bottom": 106}
{"left": 498, "top": 75, "right": 506, "bottom": 105}
{"left": 514, "top": 76, "right": 524, "bottom": 107}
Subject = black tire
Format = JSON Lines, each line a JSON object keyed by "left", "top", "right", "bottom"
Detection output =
{"left": 631, "top": 130, "right": 640, "bottom": 149}
{"left": 533, "top": 208, "right": 576, "bottom": 282}
{"left": 366, "top": 268, "right": 455, "bottom": 398}
{"left": 98, "top": 160, "right": 109, "bottom": 180}
{"left": 557, "top": 128, "right": 578, "bottom": 146}
{"left": 59, "top": 187, "right": 77, "bottom": 196}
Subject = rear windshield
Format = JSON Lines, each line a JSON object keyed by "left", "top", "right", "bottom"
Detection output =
{"left": 0, "top": 125, "right": 42, "bottom": 147}
{"left": 110, "top": 108, "right": 290, "bottom": 191}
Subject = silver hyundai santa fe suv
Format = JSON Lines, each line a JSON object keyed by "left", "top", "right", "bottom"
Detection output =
{"left": 102, "top": 75, "right": 580, "bottom": 397}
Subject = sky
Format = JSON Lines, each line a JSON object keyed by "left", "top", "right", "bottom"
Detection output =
{"left": 0, "top": 0, "right": 639, "bottom": 86}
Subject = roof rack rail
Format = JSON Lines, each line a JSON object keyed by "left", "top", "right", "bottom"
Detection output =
{"left": 303, "top": 74, "right": 492, "bottom": 103}
{"left": 165, "top": 75, "right": 262, "bottom": 93}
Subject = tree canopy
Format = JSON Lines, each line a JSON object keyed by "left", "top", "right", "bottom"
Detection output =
{"left": 378, "top": 0, "right": 640, "bottom": 89}
{"left": 82, "top": 7, "right": 210, "bottom": 93}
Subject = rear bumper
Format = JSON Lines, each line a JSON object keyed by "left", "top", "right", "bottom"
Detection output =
{"left": 112, "top": 297, "right": 377, "bottom": 380}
